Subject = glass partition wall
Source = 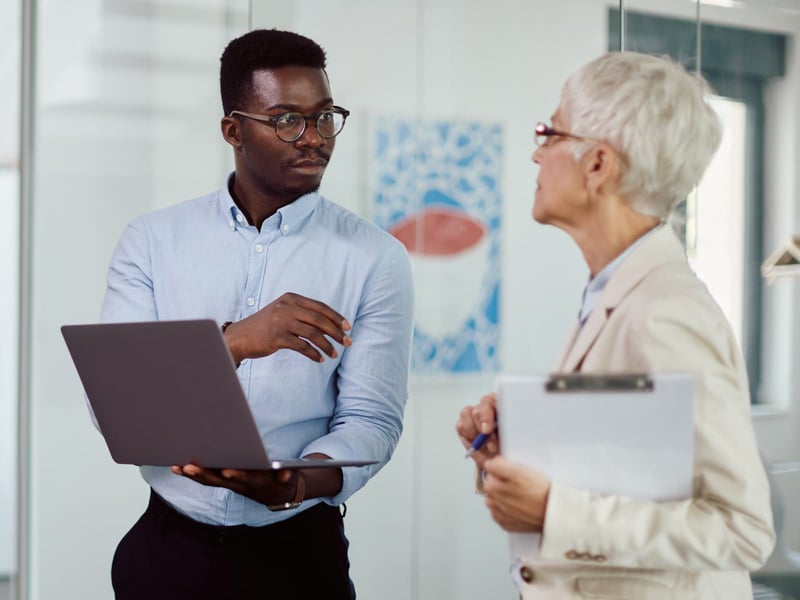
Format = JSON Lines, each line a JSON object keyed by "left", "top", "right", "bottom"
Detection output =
{"left": 13, "top": 1, "right": 249, "bottom": 599}
{"left": 12, "top": 1, "right": 800, "bottom": 599}
{"left": 2, "top": 0, "right": 21, "bottom": 597}
{"left": 249, "top": 1, "right": 800, "bottom": 598}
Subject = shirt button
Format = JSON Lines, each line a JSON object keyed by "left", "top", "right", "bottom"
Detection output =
{"left": 236, "top": 214, "right": 244, "bottom": 223}
{"left": 281, "top": 224, "right": 289, "bottom": 233}
{"left": 255, "top": 244, "right": 264, "bottom": 253}
{"left": 519, "top": 565, "right": 535, "bottom": 583}
{"left": 246, "top": 297, "right": 255, "bottom": 307}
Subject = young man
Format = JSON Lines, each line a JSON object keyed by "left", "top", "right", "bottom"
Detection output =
{"left": 102, "top": 29, "right": 414, "bottom": 599}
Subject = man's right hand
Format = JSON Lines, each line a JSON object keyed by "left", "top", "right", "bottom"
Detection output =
{"left": 222, "top": 292, "right": 351, "bottom": 364}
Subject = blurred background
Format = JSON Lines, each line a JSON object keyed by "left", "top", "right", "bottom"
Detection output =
{"left": 2, "top": 0, "right": 799, "bottom": 598}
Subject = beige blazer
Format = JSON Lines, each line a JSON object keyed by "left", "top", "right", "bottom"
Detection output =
{"left": 516, "top": 226, "right": 775, "bottom": 600}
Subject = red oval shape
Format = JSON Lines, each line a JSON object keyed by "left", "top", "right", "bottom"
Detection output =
{"left": 389, "top": 207, "right": 486, "bottom": 256}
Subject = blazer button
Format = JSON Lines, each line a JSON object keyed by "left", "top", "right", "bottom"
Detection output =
{"left": 593, "top": 554, "right": 607, "bottom": 562}
{"left": 519, "top": 565, "right": 535, "bottom": 583}
{"left": 565, "top": 550, "right": 580, "bottom": 560}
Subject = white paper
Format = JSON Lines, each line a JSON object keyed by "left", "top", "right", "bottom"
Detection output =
{"left": 496, "top": 373, "right": 694, "bottom": 559}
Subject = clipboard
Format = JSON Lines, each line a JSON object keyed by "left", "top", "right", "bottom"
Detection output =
{"left": 496, "top": 373, "right": 694, "bottom": 558}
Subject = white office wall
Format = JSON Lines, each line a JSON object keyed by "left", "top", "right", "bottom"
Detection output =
{"left": 0, "top": 0, "right": 21, "bottom": 579}
{"left": 0, "top": 172, "right": 19, "bottom": 578}
{"left": 753, "top": 14, "right": 800, "bottom": 575}
{"left": 756, "top": 34, "right": 800, "bottom": 458}
{"left": 23, "top": 1, "right": 800, "bottom": 600}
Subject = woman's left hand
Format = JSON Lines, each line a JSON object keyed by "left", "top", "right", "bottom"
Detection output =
{"left": 482, "top": 455, "right": 551, "bottom": 533}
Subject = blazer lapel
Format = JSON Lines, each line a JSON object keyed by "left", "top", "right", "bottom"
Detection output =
{"left": 554, "top": 225, "right": 684, "bottom": 373}
{"left": 558, "top": 302, "right": 610, "bottom": 372}
{"left": 553, "top": 322, "right": 579, "bottom": 371}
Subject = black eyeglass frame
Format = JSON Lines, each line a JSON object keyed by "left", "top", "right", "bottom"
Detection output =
{"left": 228, "top": 106, "right": 351, "bottom": 142}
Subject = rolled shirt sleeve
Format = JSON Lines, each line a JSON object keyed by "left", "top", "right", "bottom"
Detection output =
{"left": 303, "top": 244, "right": 414, "bottom": 504}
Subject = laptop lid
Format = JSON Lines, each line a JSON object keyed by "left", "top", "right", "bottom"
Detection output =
{"left": 61, "top": 319, "right": 377, "bottom": 470}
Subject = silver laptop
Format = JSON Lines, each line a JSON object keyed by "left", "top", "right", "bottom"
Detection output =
{"left": 61, "top": 319, "right": 378, "bottom": 470}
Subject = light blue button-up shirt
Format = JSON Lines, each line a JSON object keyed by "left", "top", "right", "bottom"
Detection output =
{"left": 99, "top": 174, "right": 414, "bottom": 526}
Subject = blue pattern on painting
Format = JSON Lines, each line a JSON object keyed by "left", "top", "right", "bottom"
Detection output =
{"left": 372, "top": 117, "right": 502, "bottom": 373}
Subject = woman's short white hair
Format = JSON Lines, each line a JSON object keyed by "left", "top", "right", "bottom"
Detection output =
{"left": 560, "top": 52, "right": 723, "bottom": 219}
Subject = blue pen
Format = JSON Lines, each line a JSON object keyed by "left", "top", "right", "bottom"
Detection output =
{"left": 464, "top": 425, "right": 497, "bottom": 458}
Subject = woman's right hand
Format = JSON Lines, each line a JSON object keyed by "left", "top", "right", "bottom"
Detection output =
{"left": 456, "top": 392, "right": 499, "bottom": 469}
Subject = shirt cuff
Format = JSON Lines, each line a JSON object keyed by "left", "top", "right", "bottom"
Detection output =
{"left": 302, "top": 436, "right": 377, "bottom": 506}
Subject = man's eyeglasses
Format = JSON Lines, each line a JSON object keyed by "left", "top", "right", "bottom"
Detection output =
{"left": 229, "top": 106, "right": 350, "bottom": 142}
{"left": 534, "top": 122, "right": 596, "bottom": 148}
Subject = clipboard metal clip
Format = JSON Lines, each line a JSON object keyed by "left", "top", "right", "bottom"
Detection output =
{"left": 545, "top": 373, "right": 653, "bottom": 393}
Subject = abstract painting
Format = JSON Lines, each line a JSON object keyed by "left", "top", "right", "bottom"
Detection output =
{"left": 372, "top": 117, "right": 502, "bottom": 373}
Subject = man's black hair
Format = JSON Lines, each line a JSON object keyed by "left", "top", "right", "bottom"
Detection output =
{"left": 220, "top": 28, "right": 327, "bottom": 115}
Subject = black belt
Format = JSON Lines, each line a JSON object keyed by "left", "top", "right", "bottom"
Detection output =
{"left": 146, "top": 489, "right": 328, "bottom": 546}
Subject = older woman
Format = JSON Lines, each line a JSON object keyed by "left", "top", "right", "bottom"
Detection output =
{"left": 456, "top": 52, "right": 775, "bottom": 599}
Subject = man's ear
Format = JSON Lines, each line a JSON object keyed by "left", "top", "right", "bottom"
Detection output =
{"left": 583, "top": 143, "right": 620, "bottom": 194}
{"left": 221, "top": 116, "right": 242, "bottom": 148}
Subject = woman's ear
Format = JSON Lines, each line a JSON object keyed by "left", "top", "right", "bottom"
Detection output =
{"left": 583, "top": 144, "right": 620, "bottom": 195}
{"left": 221, "top": 116, "right": 242, "bottom": 148}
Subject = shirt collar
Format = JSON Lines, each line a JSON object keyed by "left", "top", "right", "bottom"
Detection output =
{"left": 578, "top": 223, "right": 665, "bottom": 326}
{"left": 218, "top": 171, "right": 320, "bottom": 234}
